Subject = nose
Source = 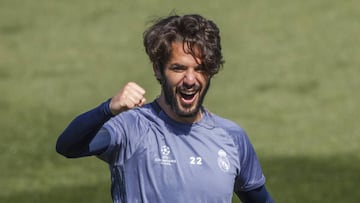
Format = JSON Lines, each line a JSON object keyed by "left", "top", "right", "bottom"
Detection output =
{"left": 183, "top": 69, "right": 196, "bottom": 87}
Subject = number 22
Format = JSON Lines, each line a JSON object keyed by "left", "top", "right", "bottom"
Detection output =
{"left": 190, "top": 156, "right": 202, "bottom": 165}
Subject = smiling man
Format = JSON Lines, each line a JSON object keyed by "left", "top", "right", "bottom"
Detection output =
{"left": 156, "top": 42, "right": 209, "bottom": 122}
{"left": 56, "top": 14, "right": 274, "bottom": 203}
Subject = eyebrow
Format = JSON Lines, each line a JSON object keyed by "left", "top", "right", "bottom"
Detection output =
{"left": 169, "top": 63, "right": 203, "bottom": 69}
{"left": 169, "top": 63, "right": 185, "bottom": 69}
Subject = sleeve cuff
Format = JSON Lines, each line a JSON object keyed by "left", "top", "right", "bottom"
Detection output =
{"left": 102, "top": 98, "right": 115, "bottom": 118}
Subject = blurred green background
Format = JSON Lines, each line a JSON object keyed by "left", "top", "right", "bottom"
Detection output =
{"left": 1, "top": 0, "right": 359, "bottom": 202}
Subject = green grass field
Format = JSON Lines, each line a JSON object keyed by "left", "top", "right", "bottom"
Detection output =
{"left": 1, "top": 0, "right": 359, "bottom": 202}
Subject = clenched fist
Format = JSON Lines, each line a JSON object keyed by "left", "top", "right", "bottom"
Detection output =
{"left": 109, "top": 82, "right": 146, "bottom": 115}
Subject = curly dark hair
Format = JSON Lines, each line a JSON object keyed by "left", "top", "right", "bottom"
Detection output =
{"left": 143, "top": 14, "right": 224, "bottom": 78}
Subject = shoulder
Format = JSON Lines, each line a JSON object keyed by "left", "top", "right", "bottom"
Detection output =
{"left": 206, "top": 112, "right": 251, "bottom": 147}
{"left": 100, "top": 104, "right": 158, "bottom": 162}
{"left": 102, "top": 103, "right": 159, "bottom": 152}
{"left": 118, "top": 103, "right": 154, "bottom": 120}
{"left": 208, "top": 112, "right": 247, "bottom": 136}
{"left": 104, "top": 103, "right": 157, "bottom": 134}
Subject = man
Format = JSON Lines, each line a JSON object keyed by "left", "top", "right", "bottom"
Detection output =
{"left": 56, "top": 14, "right": 274, "bottom": 203}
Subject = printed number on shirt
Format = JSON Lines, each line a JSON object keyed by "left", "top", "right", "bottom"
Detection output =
{"left": 190, "top": 156, "right": 202, "bottom": 165}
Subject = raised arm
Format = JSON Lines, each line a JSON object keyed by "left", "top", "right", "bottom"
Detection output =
{"left": 55, "top": 99, "right": 113, "bottom": 158}
{"left": 56, "top": 82, "right": 146, "bottom": 158}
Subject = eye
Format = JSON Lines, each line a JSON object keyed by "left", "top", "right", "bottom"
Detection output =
{"left": 169, "top": 64, "right": 186, "bottom": 72}
{"left": 195, "top": 65, "right": 205, "bottom": 73}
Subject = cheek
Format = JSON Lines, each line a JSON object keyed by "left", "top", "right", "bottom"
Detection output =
{"left": 162, "top": 76, "right": 178, "bottom": 93}
{"left": 199, "top": 75, "right": 210, "bottom": 87}
{"left": 164, "top": 73, "right": 183, "bottom": 86}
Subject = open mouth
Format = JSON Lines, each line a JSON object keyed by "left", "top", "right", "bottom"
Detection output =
{"left": 179, "top": 90, "right": 198, "bottom": 105}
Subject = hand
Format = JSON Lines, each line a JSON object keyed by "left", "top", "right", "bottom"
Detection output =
{"left": 109, "top": 82, "right": 146, "bottom": 115}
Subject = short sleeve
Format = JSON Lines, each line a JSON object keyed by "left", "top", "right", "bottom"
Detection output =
{"left": 234, "top": 130, "right": 266, "bottom": 192}
{"left": 98, "top": 110, "right": 147, "bottom": 165}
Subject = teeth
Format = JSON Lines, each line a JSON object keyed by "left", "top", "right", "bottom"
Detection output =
{"left": 181, "top": 92, "right": 195, "bottom": 95}
{"left": 179, "top": 90, "right": 196, "bottom": 95}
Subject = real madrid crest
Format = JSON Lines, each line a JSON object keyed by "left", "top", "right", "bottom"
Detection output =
{"left": 217, "top": 149, "right": 230, "bottom": 172}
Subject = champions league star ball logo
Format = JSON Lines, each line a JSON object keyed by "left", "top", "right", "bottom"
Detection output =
{"left": 161, "top": 145, "right": 171, "bottom": 156}
{"left": 217, "top": 149, "right": 230, "bottom": 172}
{"left": 155, "top": 145, "right": 177, "bottom": 166}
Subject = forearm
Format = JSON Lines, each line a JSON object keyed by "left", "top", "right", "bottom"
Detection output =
{"left": 236, "top": 185, "right": 274, "bottom": 203}
{"left": 56, "top": 99, "right": 114, "bottom": 158}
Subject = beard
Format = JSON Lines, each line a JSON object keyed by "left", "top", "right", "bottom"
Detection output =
{"left": 161, "top": 78, "right": 210, "bottom": 118}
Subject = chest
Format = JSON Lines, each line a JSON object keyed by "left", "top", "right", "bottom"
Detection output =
{"left": 123, "top": 126, "right": 239, "bottom": 197}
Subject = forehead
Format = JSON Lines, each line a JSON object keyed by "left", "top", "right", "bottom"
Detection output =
{"left": 168, "top": 42, "right": 202, "bottom": 65}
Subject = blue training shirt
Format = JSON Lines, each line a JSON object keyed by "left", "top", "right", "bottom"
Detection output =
{"left": 99, "top": 102, "right": 265, "bottom": 203}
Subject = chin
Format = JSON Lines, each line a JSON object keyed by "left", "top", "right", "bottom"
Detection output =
{"left": 174, "top": 101, "right": 201, "bottom": 118}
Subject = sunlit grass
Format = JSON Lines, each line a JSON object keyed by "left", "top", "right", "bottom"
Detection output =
{"left": 1, "top": 0, "right": 359, "bottom": 202}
